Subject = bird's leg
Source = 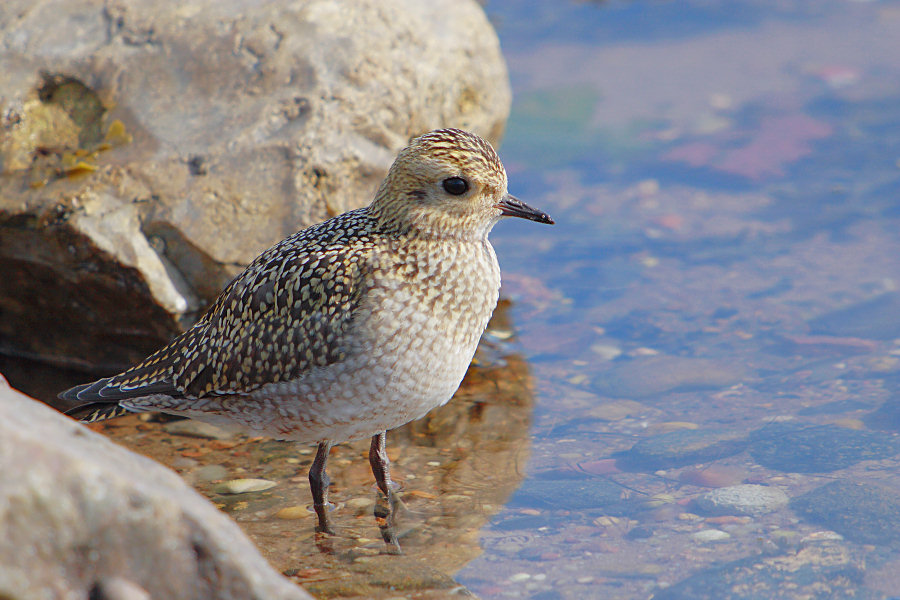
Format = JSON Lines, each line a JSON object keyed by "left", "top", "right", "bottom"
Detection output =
{"left": 309, "top": 441, "right": 335, "bottom": 535}
{"left": 369, "top": 431, "right": 394, "bottom": 496}
{"left": 369, "top": 431, "right": 401, "bottom": 550}
{"left": 369, "top": 431, "right": 402, "bottom": 552}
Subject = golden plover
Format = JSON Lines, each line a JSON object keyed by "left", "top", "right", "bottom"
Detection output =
{"left": 61, "top": 128, "right": 553, "bottom": 547}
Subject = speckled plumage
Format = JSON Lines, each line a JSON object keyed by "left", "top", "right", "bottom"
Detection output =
{"left": 61, "top": 128, "right": 553, "bottom": 542}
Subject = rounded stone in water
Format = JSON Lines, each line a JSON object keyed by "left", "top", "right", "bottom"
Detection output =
{"left": 693, "top": 484, "right": 789, "bottom": 517}
{"left": 214, "top": 478, "right": 278, "bottom": 494}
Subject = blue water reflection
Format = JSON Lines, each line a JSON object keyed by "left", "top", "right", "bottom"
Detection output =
{"left": 459, "top": 1, "right": 900, "bottom": 597}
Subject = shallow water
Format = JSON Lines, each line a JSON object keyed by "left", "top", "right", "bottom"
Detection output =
{"left": 6, "top": 0, "right": 900, "bottom": 598}
{"left": 453, "top": 1, "right": 900, "bottom": 598}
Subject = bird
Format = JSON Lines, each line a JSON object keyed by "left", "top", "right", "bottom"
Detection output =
{"left": 61, "top": 127, "right": 554, "bottom": 548}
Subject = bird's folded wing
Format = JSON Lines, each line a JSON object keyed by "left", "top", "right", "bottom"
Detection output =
{"left": 92, "top": 220, "right": 376, "bottom": 402}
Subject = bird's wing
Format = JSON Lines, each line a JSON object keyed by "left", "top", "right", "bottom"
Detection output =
{"left": 63, "top": 211, "right": 378, "bottom": 404}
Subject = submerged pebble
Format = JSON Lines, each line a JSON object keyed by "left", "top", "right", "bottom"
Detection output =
{"left": 275, "top": 506, "right": 310, "bottom": 520}
{"left": 655, "top": 543, "right": 859, "bottom": 599}
{"left": 162, "top": 419, "right": 236, "bottom": 440}
{"left": 512, "top": 478, "right": 634, "bottom": 514}
{"left": 692, "top": 529, "right": 731, "bottom": 543}
{"left": 615, "top": 428, "right": 749, "bottom": 471}
{"left": 585, "top": 399, "right": 646, "bottom": 421}
{"left": 693, "top": 484, "right": 789, "bottom": 517}
{"left": 750, "top": 422, "right": 900, "bottom": 473}
{"left": 808, "top": 293, "right": 900, "bottom": 340}
{"left": 679, "top": 464, "right": 747, "bottom": 488}
{"left": 214, "top": 478, "right": 277, "bottom": 494}
{"left": 791, "top": 480, "right": 900, "bottom": 545}
{"left": 594, "top": 355, "right": 745, "bottom": 399}
{"left": 194, "top": 464, "right": 228, "bottom": 482}
{"left": 346, "top": 497, "right": 375, "bottom": 510}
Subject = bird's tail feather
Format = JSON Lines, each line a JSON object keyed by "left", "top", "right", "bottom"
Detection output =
{"left": 64, "top": 402, "right": 134, "bottom": 423}
{"left": 59, "top": 373, "right": 179, "bottom": 423}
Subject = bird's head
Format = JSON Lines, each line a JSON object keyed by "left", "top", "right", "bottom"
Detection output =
{"left": 371, "top": 128, "right": 553, "bottom": 239}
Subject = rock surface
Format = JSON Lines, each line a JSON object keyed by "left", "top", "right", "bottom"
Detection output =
{"left": 0, "top": 0, "right": 511, "bottom": 369}
{"left": 0, "top": 375, "right": 312, "bottom": 600}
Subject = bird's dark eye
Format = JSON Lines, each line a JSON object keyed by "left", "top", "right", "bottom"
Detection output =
{"left": 442, "top": 177, "right": 469, "bottom": 196}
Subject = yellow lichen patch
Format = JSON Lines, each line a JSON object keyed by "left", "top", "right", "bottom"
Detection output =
{"left": 104, "top": 119, "right": 132, "bottom": 146}
{"left": 66, "top": 161, "right": 99, "bottom": 177}
{"left": 3, "top": 76, "right": 132, "bottom": 185}
{"left": 0, "top": 99, "right": 80, "bottom": 172}
{"left": 60, "top": 151, "right": 99, "bottom": 178}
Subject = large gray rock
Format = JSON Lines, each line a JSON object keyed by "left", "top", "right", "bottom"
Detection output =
{"left": 0, "top": 375, "right": 313, "bottom": 600}
{"left": 0, "top": 0, "right": 511, "bottom": 369}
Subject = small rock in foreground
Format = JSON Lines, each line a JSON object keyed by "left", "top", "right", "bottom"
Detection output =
{"left": 0, "top": 381, "right": 310, "bottom": 600}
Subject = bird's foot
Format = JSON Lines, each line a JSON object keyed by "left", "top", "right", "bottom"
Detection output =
{"left": 373, "top": 490, "right": 402, "bottom": 553}
{"left": 313, "top": 502, "right": 335, "bottom": 535}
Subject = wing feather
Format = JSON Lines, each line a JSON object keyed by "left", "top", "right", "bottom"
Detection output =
{"left": 100, "top": 210, "right": 374, "bottom": 400}
{"left": 59, "top": 209, "right": 377, "bottom": 411}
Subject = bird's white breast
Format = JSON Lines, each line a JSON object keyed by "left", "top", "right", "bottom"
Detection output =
{"left": 242, "top": 236, "right": 501, "bottom": 442}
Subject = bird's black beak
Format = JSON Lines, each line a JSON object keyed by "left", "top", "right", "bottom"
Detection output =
{"left": 496, "top": 194, "right": 554, "bottom": 225}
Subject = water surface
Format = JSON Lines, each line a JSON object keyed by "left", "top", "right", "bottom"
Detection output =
{"left": 458, "top": 1, "right": 900, "bottom": 598}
